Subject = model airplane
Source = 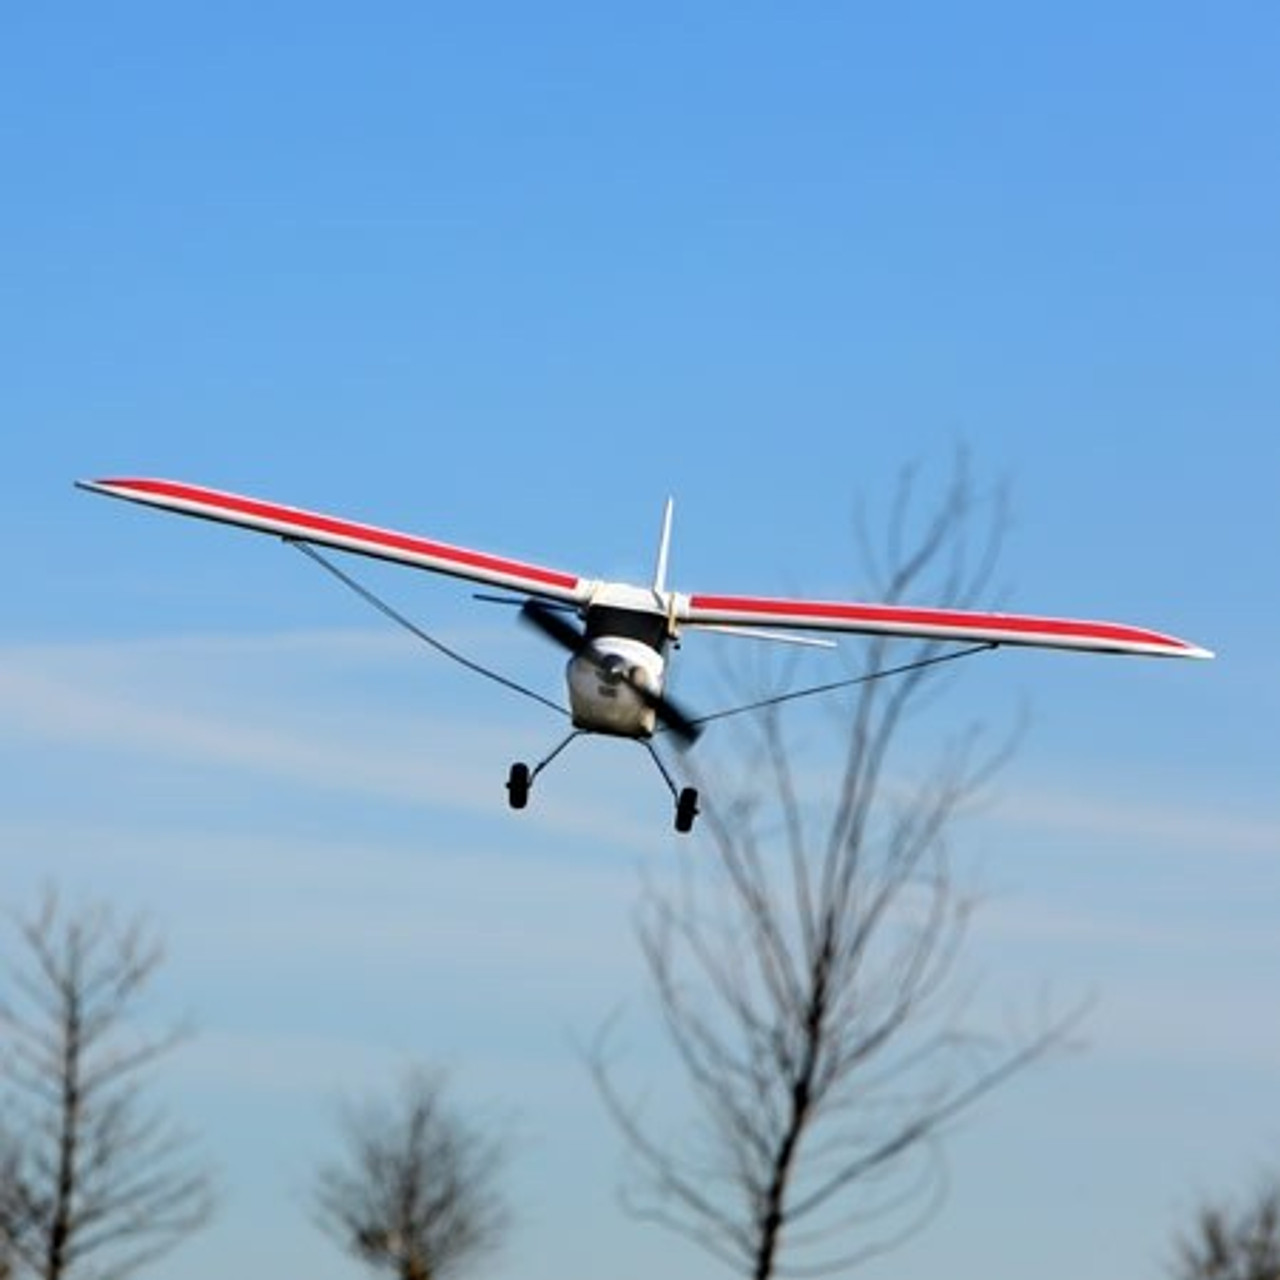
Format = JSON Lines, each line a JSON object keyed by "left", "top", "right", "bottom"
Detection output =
{"left": 77, "top": 477, "right": 1212, "bottom": 832}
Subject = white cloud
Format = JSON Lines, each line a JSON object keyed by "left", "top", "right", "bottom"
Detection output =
{"left": 0, "top": 629, "right": 677, "bottom": 848}
{"left": 990, "top": 782, "right": 1280, "bottom": 858}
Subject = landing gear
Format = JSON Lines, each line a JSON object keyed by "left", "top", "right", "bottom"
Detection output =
{"left": 506, "top": 734, "right": 581, "bottom": 813}
{"left": 675, "top": 786, "right": 699, "bottom": 834}
{"left": 643, "top": 741, "right": 698, "bottom": 835}
{"left": 506, "top": 761, "right": 530, "bottom": 809}
{"left": 507, "top": 735, "right": 699, "bottom": 834}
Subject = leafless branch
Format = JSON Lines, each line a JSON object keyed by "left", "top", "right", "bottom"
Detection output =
{"left": 594, "top": 454, "right": 1078, "bottom": 1279}
{"left": 1173, "top": 1177, "right": 1280, "bottom": 1280}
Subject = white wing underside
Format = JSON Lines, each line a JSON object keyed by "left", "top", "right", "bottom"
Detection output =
{"left": 77, "top": 477, "right": 592, "bottom": 605}
{"left": 78, "top": 478, "right": 1212, "bottom": 661}
{"left": 675, "top": 593, "right": 1212, "bottom": 659}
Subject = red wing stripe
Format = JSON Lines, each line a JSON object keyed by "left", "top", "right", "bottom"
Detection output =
{"left": 686, "top": 594, "right": 1211, "bottom": 658}
{"left": 86, "top": 478, "right": 584, "bottom": 596}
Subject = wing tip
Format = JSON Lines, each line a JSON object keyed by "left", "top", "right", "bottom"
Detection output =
{"left": 1111, "top": 636, "right": 1213, "bottom": 660}
{"left": 1179, "top": 642, "right": 1215, "bottom": 661}
{"left": 76, "top": 476, "right": 146, "bottom": 494}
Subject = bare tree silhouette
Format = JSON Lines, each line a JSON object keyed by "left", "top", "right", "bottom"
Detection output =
{"left": 0, "top": 890, "right": 214, "bottom": 1279}
{"left": 593, "top": 456, "right": 1082, "bottom": 1279}
{"left": 313, "top": 1067, "right": 509, "bottom": 1280}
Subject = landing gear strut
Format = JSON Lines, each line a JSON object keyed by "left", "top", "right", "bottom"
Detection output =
{"left": 506, "top": 732, "right": 581, "bottom": 813}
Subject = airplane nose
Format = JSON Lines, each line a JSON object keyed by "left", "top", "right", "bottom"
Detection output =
{"left": 598, "top": 653, "right": 628, "bottom": 684}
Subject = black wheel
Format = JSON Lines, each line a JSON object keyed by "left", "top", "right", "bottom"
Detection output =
{"left": 506, "top": 762, "right": 530, "bottom": 810}
{"left": 674, "top": 786, "right": 699, "bottom": 834}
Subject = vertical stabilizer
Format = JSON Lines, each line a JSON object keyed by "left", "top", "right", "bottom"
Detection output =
{"left": 653, "top": 497, "right": 674, "bottom": 594}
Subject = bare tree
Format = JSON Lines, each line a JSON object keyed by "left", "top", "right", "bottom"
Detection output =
{"left": 1173, "top": 1179, "right": 1280, "bottom": 1280}
{"left": 592, "top": 456, "right": 1081, "bottom": 1279}
{"left": 0, "top": 891, "right": 214, "bottom": 1280}
{"left": 313, "top": 1067, "right": 509, "bottom": 1280}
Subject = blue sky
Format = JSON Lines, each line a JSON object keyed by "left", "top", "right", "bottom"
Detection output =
{"left": 3, "top": 4, "right": 1277, "bottom": 1277}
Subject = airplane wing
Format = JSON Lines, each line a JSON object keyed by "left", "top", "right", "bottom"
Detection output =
{"left": 678, "top": 592, "right": 1213, "bottom": 660}
{"left": 77, "top": 478, "right": 593, "bottom": 605}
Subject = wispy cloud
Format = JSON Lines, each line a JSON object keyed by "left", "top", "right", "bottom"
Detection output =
{"left": 176, "top": 1026, "right": 406, "bottom": 1096}
{"left": 988, "top": 782, "right": 1280, "bottom": 858}
{"left": 0, "top": 630, "right": 669, "bottom": 848}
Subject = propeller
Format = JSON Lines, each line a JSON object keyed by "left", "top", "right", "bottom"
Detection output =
{"left": 519, "top": 599, "right": 703, "bottom": 746}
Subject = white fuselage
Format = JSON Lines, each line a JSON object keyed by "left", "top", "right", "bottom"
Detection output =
{"left": 567, "top": 637, "right": 665, "bottom": 736}
{"left": 565, "top": 593, "right": 672, "bottom": 737}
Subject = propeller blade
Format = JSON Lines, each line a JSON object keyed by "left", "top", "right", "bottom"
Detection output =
{"left": 640, "top": 684, "right": 702, "bottom": 746}
{"left": 519, "top": 598, "right": 586, "bottom": 652}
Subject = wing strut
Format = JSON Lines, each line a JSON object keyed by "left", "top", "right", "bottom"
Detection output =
{"left": 287, "top": 540, "right": 569, "bottom": 719}
{"left": 680, "top": 642, "right": 998, "bottom": 731}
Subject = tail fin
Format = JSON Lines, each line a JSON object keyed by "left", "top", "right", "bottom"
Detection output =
{"left": 653, "top": 497, "right": 674, "bottom": 594}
